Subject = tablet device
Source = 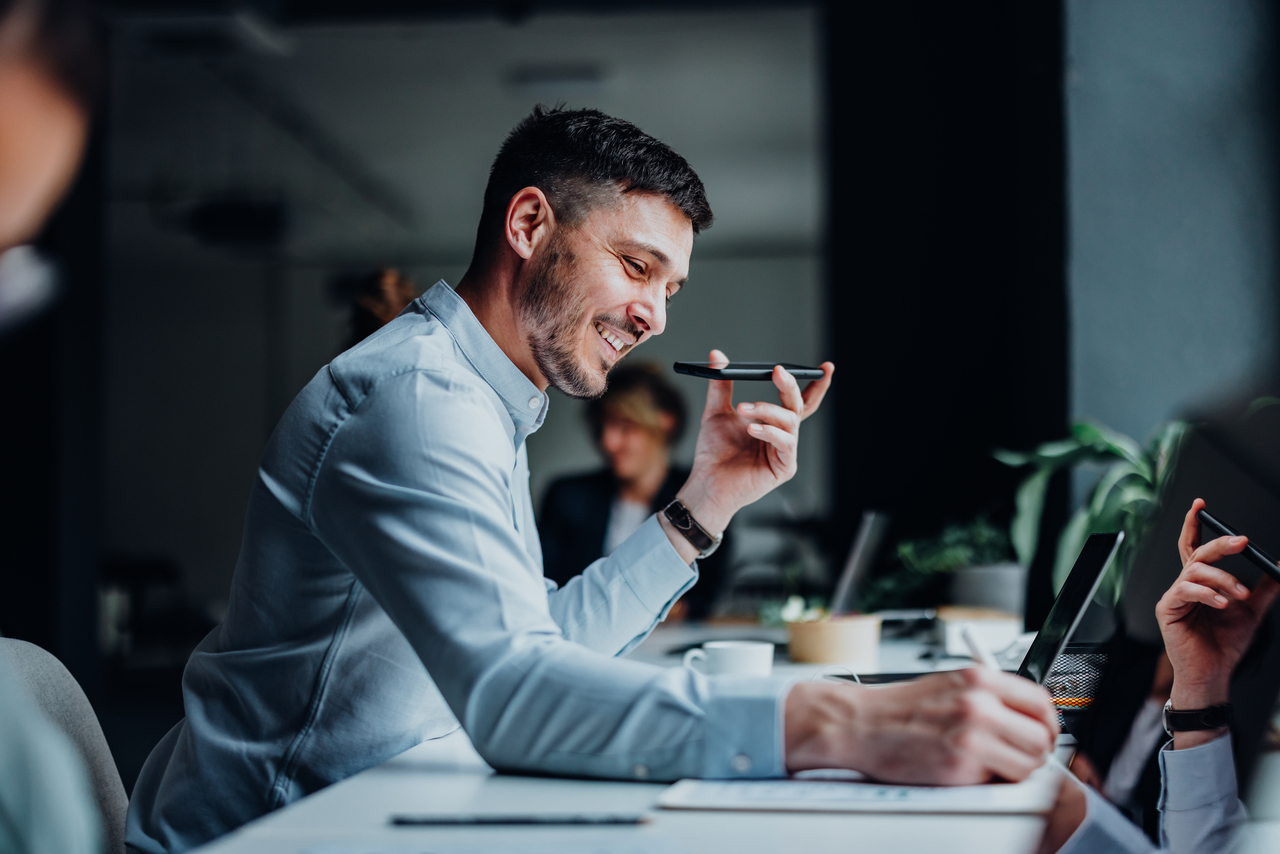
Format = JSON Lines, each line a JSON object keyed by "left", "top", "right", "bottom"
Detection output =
{"left": 1017, "top": 532, "right": 1124, "bottom": 685}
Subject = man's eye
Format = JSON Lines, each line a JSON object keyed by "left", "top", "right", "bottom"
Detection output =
{"left": 626, "top": 258, "right": 644, "bottom": 274}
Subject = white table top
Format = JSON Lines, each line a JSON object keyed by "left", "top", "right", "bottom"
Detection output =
{"left": 195, "top": 625, "right": 1050, "bottom": 854}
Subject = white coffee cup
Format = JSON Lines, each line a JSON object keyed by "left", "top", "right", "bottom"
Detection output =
{"left": 682, "top": 641, "right": 774, "bottom": 676}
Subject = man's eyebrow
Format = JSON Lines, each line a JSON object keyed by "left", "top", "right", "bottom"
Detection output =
{"left": 620, "top": 240, "right": 687, "bottom": 286}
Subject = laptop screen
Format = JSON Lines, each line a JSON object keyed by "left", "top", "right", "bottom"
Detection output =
{"left": 1017, "top": 532, "right": 1123, "bottom": 685}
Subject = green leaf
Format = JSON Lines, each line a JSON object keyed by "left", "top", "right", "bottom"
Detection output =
{"left": 1053, "top": 508, "right": 1094, "bottom": 593}
{"left": 1072, "top": 421, "right": 1146, "bottom": 470}
{"left": 1010, "top": 467, "right": 1052, "bottom": 567}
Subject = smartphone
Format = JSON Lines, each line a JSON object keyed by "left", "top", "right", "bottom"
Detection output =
{"left": 1197, "top": 509, "right": 1280, "bottom": 584}
{"left": 673, "top": 361, "right": 825, "bottom": 381}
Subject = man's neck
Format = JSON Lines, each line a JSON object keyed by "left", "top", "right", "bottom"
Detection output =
{"left": 456, "top": 264, "right": 548, "bottom": 391}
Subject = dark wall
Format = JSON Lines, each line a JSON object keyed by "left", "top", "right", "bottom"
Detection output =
{"left": 825, "top": 1, "right": 1069, "bottom": 627}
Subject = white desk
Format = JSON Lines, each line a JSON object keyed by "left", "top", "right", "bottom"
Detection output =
{"left": 194, "top": 626, "right": 1046, "bottom": 854}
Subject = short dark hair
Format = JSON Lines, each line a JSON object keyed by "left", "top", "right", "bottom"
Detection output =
{"left": 0, "top": 0, "right": 103, "bottom": 112}
{"left": 585, "top": 363, "right": 688, "bottom": 449}
{"left": 473, "top": 105, "right": 713, "bottom": 261}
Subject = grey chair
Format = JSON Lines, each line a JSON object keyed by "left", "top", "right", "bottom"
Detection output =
{"left": 0, "top": 639, "right": 128, "bottom": 854}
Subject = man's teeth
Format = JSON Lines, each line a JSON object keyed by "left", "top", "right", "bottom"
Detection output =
{"left": 595, "top": 323, "right": 625, "bottom": 352}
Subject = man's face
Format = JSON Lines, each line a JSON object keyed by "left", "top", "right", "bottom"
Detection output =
{"left": 0, "top": 58, "right": 88, "bottom": 251}
{"left": 517, "top": 192, "right": 692, "bottom": 399}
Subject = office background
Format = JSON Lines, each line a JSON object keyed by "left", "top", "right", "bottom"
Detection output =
{"left": 0, "top": 0, "right": 1276, "bottom": 792}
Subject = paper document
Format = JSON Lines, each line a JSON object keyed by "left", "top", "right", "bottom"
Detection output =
{"left": 657, "top": 764, "right": 1059, "bottom": 814}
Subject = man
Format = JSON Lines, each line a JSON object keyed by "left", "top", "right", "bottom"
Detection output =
{"left": 127, "top": 106, "right": 1060, "bottom": 853}
{"left": 540, "top": 363, "right": 730, "bottom": 619}
{"left": 0, "top": 1, "right": 102, "bottom": 852}
{"left": 1040, "top": 498, "right": 1278, "bottom": 853}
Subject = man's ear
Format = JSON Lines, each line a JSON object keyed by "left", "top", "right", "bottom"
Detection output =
{"left": 504, "top": 187, "right": 556, "bottom": 261}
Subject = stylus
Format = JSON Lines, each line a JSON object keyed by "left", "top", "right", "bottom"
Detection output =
{"left": 1196, "top": 510, "right": 1280, "bottom": 585}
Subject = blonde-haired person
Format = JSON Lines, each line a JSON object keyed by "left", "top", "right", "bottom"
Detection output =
{"left": 539, "top": 363, "right": 728, "bottom": 620}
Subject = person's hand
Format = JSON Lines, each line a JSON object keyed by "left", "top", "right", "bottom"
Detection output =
{"left": 1158, "top": 498, "right": 1280, "bottom": 746}
{"left": 784, "top": 668, "right": 1058, "bottom": 785}
{"left": 667, "top": 350, "right": 833, "bottom": 552}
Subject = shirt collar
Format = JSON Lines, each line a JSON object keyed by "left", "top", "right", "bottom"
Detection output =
{"left": 421, "top": 281, "right": 548, "bottom": 436}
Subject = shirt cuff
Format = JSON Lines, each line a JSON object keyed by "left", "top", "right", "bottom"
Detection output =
{"left": 614, "top": 515, "right": 697, "bottom": 615}
{"left": 699, "top": 675, "right": 792, "bottom": 779}
{"left": 1157, "top": 731, "right": 1236, "bottom": 812}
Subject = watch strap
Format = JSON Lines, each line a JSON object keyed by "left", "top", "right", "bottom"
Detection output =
{"left": 1162, "top": 699, "right": 1233, "bottom": 736}
{"left": 662, "top": 500, "right": 723, "bottom": 559}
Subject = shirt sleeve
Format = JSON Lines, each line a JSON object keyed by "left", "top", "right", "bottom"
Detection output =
{"left": 1056, "top": 780, "right": 1159, "bottom": 854}
{"left": 544, "top": 515, "right": 697, "bottom": 655}
{"left": 1158, "top": 733, "right": 1247, "bottom": 854}
{"left": 308, "top": 369, "right": 785, "bottom": 782}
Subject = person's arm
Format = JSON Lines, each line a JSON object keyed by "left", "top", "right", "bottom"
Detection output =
{"left": 1151, "top": 498, "right": 1277, "bottom": 851}
{"left": 310, "top": 368, "right": 1058, "bottom": 785}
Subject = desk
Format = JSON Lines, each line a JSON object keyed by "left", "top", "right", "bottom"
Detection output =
{"left": 194, "top": 626, "right": 1045, "bottom": 854}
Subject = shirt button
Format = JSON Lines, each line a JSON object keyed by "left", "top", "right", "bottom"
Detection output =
{"left": 632, "top": 763, "right": 650, "bottom": 779}
{"left": 528, "top": 396, "right": 541, "bottom": 410}
{"left": 732, "top": 754, "right": 752, "bottom": 773}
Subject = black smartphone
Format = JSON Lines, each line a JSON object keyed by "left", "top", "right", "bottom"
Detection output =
{"left": 673, "top": 361, "right": 825, "bottom": 381}
{"left": 1197, "top": 509, "right": 1280, "bottom": 584}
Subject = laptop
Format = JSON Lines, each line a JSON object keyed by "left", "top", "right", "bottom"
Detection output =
{"left": 830, "top": 532, "right": 1123, "bottom": 685}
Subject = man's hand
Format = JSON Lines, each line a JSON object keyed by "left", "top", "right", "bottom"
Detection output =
{"left": 784, "top": 668, "right": 1058, "bottom": 785}
{"left": 663, "top": 350, "right": 833, "bottom": 558}
{"left": 1158, "top": 498, "right": 1280, "bottom": 747}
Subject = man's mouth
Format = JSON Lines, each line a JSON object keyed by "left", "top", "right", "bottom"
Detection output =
{"left": 595, "top": 322, "right": 628, "bottom": 354}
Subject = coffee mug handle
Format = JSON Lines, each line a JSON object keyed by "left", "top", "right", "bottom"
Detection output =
{"left": 682, "top": 648, "right": 706, "bottom": 672}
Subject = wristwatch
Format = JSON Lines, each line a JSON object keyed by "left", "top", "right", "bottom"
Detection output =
{"left": 1162, "top": 699, "right": 1233, "bottom": 737}
{"left": 662, "top": 499, "right": 723, "bottom": 559}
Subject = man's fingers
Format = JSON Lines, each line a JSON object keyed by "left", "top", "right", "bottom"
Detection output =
{"left": 968, "top": 688, "right": 1056, "bottom": 761}
{"left": 772, "top": 365, "right": 805, "bottom": 417}
{"left": 736, "top": 400, "right": 800, "bottom": 434}
{"left": 746, "top": 423, "right": 796, "bottom": 469}
{"left": 799, "top": 362, "right": 834, "bottom": 421}
{"left": 968, "top": 669, "right": 1060, "bottom": 738}
{"left": 1167, "top": 579, "right": 1233, "bottom": 612}
{"left": 974, "top": 731, "right": 1047, "bottom": 783}
{"left": 1179, "top": 562, "right": 1251, "bottom": 601}
{"left": 1187, "top": 533, "right": 1249, "bottom": 568}
{"left": 1179, "top": 499, "right": 1207, "bottom": 565}
{"left": 702, "top": 349, "right": 734, "bottom": 414}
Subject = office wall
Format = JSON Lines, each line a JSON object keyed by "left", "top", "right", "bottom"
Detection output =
{"left": 1067, "top": 0, "right": 1279, "bottom": 449}
{"left": 102, "top": 9, "right": 825, "bottom": 611}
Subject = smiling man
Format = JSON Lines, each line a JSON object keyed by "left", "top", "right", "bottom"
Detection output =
{"left": 126, "top": 107, "right": 1060, "bottom": 853}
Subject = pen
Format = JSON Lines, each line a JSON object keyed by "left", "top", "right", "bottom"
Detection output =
{"left": 390, "top": 813, "right": 647, "bottom": 827}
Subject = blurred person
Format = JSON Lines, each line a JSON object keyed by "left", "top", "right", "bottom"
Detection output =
{"left": 0, "top": 1, "right": 102, "bottom": 852}
{"left": 1040, "top": 498, "right": 1280, "bottom": 854}
{"left": 540, "top": 363, "right": 730, "bottom": 620}
{"left": 127, "top": 106, "right": 1057, "bottom": 854}
{"left": 330, "top": 266, "right": 419, "bottom": 350}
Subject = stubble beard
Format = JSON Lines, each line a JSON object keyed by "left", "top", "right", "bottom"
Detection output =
{"left": 518, "top": 233, "right": 636, "bottom": 400}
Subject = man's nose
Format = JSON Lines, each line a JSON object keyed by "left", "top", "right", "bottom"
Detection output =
{"left": 628, "top": 291, "right": 666, "bottom": 339}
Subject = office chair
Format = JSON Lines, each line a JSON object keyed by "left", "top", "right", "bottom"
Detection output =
{"left": 0, "top": 638, "right": 128, "bottom": 854}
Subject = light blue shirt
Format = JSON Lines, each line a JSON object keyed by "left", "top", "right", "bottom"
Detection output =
{"left": 126, "top": 282, "right": 789, "bottom": 853}
{"left": 1059, "top": 733, "right": 1247, "bottom": 854}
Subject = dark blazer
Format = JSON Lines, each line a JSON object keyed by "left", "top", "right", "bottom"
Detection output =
{"left": 538, "top": 466, "right": 729, "bottom": 620}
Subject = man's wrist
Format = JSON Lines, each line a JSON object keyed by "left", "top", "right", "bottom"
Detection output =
{"left": 783, "top": 682, "right": 860, "bottom": 772}
{"left": 673, "top": 481, "right": 733, "bottom": 537}
{"left": 1169, "top": 679, "right": 1231, "bottom": 750}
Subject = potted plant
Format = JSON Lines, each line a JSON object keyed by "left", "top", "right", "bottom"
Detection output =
{"left": 995, "top": 419, "right": 1189, "bottom": 601}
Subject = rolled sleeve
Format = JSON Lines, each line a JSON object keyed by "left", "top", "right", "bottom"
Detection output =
{"left": 546, "top": 516, "right": 697, "bottom": 656}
